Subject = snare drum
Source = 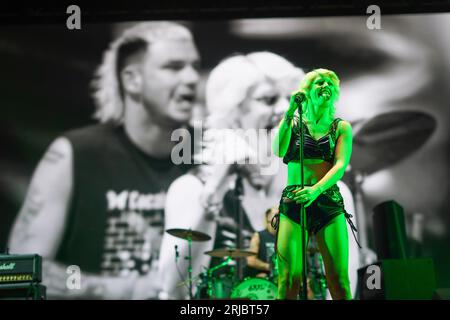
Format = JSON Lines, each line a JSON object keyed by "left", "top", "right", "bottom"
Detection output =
{"left": 231, "top": 278, "right": 277, "bottom": 300}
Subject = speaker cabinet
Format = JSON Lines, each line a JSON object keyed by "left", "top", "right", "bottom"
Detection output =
{"left": 0, "top": 283, "right": 46, "bottom": 300}
{"left": 373, "top": 200, "right": 408, "bottom": 259}
{"left": 358, "top": 259, "right": 436, "bottom": 300}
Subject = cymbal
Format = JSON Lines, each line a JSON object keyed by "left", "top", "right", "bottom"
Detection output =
{"left": 204, "top": 248, "right": 256, "bottom": 258}
{"left": 351, "top": 111, "right": 435, "bottom": 174}
{"left": 166, "top": 228, "right": 211, "bottom": 242}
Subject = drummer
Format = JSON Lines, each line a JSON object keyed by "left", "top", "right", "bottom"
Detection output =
{"left": 245, "top": 206, "right": 278, "bottom": 280}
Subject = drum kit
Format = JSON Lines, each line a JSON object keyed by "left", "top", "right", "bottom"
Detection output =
{"left": 167, "top": 227, "right": 280, "bottom": 300}
{"left": 166, "top": 228, "right": 328, "bottom": 300}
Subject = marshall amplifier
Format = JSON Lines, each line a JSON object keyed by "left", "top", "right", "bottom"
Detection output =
{"left": 0, "top": 254, "right": 42, "bottom": 284}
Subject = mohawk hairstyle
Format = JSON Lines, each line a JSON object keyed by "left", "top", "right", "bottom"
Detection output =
{"left": 91, "top": 22, "right": 193, "bottom": 124}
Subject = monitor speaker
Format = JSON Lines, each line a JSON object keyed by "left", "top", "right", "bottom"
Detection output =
{"left": 373, "top": 200, "right": 409, "bottom": 259}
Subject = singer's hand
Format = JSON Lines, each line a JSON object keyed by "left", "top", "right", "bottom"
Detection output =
{"left": 286, "top": 90, "right": 306, "bottom": 117}
{"left": 293, "top": 90, "right": 306, "bottom": 104}
{"left": 292, "top": 186, "right": 321, "bottom": 207}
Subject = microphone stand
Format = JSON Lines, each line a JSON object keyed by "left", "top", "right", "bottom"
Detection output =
{"left": 234, "top": 173, "right": 244, "bottom": 281}
{"left": 297, "top": 99, "right": 308, "bottom": 300}
{"left": 184, "top": 232, "right": 193, "bottom": 300}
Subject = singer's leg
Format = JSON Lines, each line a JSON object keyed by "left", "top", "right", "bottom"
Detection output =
{"left": 316, "top": 214, "right": 352, "bottom": 300}
{"left": 276, "top": 214, "right": 308, "bottom": 300}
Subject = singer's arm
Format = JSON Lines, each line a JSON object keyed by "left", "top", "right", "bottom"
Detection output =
{"left": 312, "top": 120, "right": 353, "bottom": 193}
{"left": 272, "top": 94, "right": 299, "bottom": 157}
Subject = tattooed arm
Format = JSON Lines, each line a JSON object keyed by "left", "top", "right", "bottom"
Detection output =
{"left": 9, "top": 137, "right": 72, "bottom": 257}
{"left": 7, "top": 137, "right": 137, "bottom": 299}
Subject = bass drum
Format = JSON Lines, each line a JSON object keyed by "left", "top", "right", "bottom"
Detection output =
{"left": 231, "top": 278, "right": 277, "bottom": 300}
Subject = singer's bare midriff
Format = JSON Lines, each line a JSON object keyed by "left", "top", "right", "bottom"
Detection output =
{"left": 287, "top": 160, "right": 333, "bottom": 186}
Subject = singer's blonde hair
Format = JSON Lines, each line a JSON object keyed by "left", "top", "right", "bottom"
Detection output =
{"left": 298, "top": 68, "right": 340, "bottom": 120}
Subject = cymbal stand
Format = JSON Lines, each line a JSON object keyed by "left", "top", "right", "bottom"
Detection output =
{"left": 186, "top": 232, "right": 193, "bottom": 300}
{"left": 234, "top": 174, "right": 244, "bottom": 281}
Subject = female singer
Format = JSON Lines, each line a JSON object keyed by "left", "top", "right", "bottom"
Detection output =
{"left": 272, "top": 68, "right": 354, "bottom": 300}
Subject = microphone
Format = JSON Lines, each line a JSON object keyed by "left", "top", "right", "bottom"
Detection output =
{"left": 294, "top": 92, "right": 306, "bottom": 106}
